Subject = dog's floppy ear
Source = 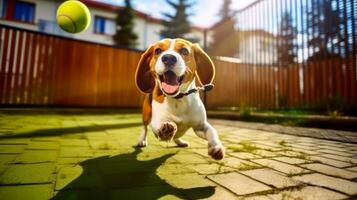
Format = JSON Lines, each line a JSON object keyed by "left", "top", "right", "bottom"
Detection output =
{"left": 192, "top": 43, "right": 215, "bottom": 86}
{"left": 135, "top": 45, "right": 155, "bottom": 93}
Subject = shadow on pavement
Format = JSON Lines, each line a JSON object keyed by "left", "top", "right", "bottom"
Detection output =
{"left": 52, "top": 147, "right": 215, "bottom": 199}
{"left": 0, "top": 122, "right": 142, "bottom": 140}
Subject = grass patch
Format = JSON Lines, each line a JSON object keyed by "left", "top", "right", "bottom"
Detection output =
{"left": 228, "top": 141, "right": 259, "bottom": 153}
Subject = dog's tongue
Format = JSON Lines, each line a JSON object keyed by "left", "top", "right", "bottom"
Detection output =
{"left": 162, "top": 71, "right": 179, "bottom": 94}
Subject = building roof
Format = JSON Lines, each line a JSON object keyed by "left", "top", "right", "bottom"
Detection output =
{"left": 82, "top": 0, "right": 204, "bottom": 31}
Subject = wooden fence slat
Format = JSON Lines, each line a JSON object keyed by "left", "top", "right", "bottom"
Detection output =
{"left": 3, "top": 29, "right": 17, "bottom": 104}
{"left": 0, "top": 28, "right": 9, "bottom": 103}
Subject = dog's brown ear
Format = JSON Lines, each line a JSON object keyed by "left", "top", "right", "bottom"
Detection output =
{"left": 135, "top": 45, "right": 155, "bottom": 93}
{"left": 192, "top": 43, "right": 215, "bottom": 86}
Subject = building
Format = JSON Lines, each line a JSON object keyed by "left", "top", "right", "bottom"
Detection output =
{"left": 237, "top": 30, "right": 277, "bottom": 65}
{"left": 0, "top": 0, "right": 207, "bottom": 50}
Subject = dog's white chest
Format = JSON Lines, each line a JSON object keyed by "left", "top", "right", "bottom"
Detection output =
{"left": 151, "top": 93, "right": 205, "bottom": 127}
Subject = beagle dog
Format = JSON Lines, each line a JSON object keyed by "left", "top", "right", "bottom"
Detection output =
{"left": 135, "top": 38, "right": 225, "bottom": 160}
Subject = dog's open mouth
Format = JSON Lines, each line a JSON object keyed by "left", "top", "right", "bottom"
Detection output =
{"left": 159, "top": 71, "right": 184, "bottom": 95}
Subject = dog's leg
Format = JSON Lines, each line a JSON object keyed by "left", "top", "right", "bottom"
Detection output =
{"left": 194, "top": 122, "right": 225, "bottom": 160}
{"left": 174, "top": 138, "right": 189, "bottom": 147}
{"left": 137, "top": 126, "right": 148, "bottom": 147}
{"left": 137, "top": 94, "right": 151, "bottom": 147}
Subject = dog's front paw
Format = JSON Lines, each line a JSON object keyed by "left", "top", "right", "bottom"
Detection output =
{"left": 208, "top": 144, "right": 225, "bottom": 160}
{"left": 158, "top": 122, "right": 177, "bottom": 141}
{"left": 137, "top": 140, "right": 147, "bottom": 147}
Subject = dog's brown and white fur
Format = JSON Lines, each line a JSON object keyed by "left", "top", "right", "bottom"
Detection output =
{"left": 135, "top": 38, "right": 225, "bottom": 160}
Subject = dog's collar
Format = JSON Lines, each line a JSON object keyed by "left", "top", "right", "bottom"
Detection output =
{"left": 173, "top": 84, "right": 214, "bottom": 99}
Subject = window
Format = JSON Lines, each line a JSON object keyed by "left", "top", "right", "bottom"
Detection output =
{"left": 94, "top": 16, "right": 116, "bottom": 35}
{"left": 0, "top": 0, "right": 7, "bottom": 18}
{"left": 14, "top": 1, "right": 35, "bottom": 23}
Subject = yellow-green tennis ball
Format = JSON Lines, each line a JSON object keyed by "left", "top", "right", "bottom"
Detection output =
{"left": 56, "top": 0, "right": 91, "bottom": 34}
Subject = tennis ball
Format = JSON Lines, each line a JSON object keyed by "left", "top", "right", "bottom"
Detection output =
{"left": 56, "top": 0, "right": 91, "bottom": 34}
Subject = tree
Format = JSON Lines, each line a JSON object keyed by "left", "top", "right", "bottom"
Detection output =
{"left": 161, "top": 0, "right": 193, "bottom": 39}
{"left": 209, "top": 0, "right": 237, "bottom": 57}
{"left": 113, "top": 0, "right": 138, "bottom": 48}
{"left": 277, "top": 12, "right": 297, "bottom": 67}
{"left": 218, "top": 0, "right": 234, "bottom": 20}
{"left": 307, "top": 0, "right": 340, "bottom": 61}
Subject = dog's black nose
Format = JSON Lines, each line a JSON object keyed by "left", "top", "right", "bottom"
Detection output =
{"left": 161, "top": 54, "right": 177, "bottom": 66}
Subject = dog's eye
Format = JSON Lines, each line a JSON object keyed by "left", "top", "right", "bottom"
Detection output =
{"left": 155, "top": 48, "right": 163, "bottom": 55}
{"left": 179, "top": 48, "right": 189, "bottom": 56}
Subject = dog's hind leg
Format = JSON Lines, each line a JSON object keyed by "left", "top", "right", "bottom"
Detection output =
{"left": 137, "top": 94, "right": 152, "bottom": 147}
{"left": 174, "top": 138, "right": 189, "bottom": 147}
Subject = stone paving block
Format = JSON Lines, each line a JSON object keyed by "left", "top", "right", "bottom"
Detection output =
{"left": 88, "top": 139, "right": 121, "bottom": 150}
{"left": 241, "top": 168, "right": 300, "bottom": 188}
{"left": 301, "top": 163, "right": 357, "bottom": 179}
{"left": 253, "top": 144, "right": 282, "bottom": 152}
{"left": 293, "top": 173, "right": 357, "bottom": 195}
{"left": 27, "top": 141, "right": 60, "bottom": 150}
{"left": 319, "top": 145, "right": 353, "bottom": 153}
{"left": 316, "top": 148, "right": 354, "bottom": 157}
{"left": 289, "top": 143, "right": 318, "bottom": 150}
{"left": 93, "top": 148, "right": 134, "bottom": 157}
{"left": 267, "top": 186, "right": 347, "bottom": 200}
{"left": 0, "top": 145, "right": 26, "bottom": 154}
{"left": 346, "top": 166, "right": 357, "bottom": 172}
{"left": 219, "top": 157, "right": 260, "bottom": 169}
{"left": 0, "top": 163, "right": 55, "bottom": 184}
{"left": 0, "top": 164, "right": 8, "bottom": 175}
{"left": 60, "top": 147, "right": 93, "bottom": 158}
{"left": 238, "top": 195, "right": 272, "bottom": 200}
{"left": 252, "top": 159, "right": 309, "bottom": 175}
{"left": 277, "top": 150, "right": 305, "bottom": 157}
{"left": 272, "top": 156, "right": 308, "bottom": 165}
{"left": 0, "top": 154, "right": 17, "bottom": 164}
{"left": 156, "top": 163, "right": 196, "bottom": 175}
{"left": 32, "top": 136, "right": 61, "bottom": 142}
{"left": 135, "top": 148, "right": 179, "bottom": 162}
{"left": 320, "top": 153, "right": 357, "bottom": 164}
{"left": 288, "top": 148, "right": 321, "bottom": 155}
{"left": 208, "top": 172, "right": 272, "bottom": 195}
{"left": 309, "top": 155, "right": 352, "bottom": 168}
{"left": 254, "top": 150, "right": 277, "bottom": 158}
{"left": 190, "top": 148, "right": 210, "bottom": 158}
{"left": 60, "top": 139, "right": 89, "bottom": 147}
{"left": 230, "top": 152, "right": 261, "bottom": 160}
{"left": 0, "top": 138, "right": 30, "bottom": 145}
{"left": 186, "top": 163, "right": 235, "bottom": 175}
{"left": 14, "top": 150, "right": 58, "bottom": 163}
{"left": 191, "top": 185, "right": 237, "bottom": 200}
{"left": 57, "top": 157, "right": 90, "bottom": 164}
{"left": 172, "top": 153, "right": 209, "bottom": 164}
{"left": 0, "top": 184, "right": 53, "bottom": 200}
{"left": 163, "top": 173, "right": 215, "bottom": 189}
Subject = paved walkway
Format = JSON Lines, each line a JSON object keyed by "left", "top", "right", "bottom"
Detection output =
{"left": 0, "top": 111, "right": 356, "bottom": 200}
{"left": 210, "top": 119, "right": 357, "bottom": 144}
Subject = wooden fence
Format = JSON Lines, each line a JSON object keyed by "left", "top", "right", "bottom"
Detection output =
{"left": 208, "top": 58, "right": 357, "bottom": 109}
{"left": 1, "top": 25, "right": 357, "bottom": 109}
{"left": 0, "top": 25, "right": 143, "bottom": 107}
